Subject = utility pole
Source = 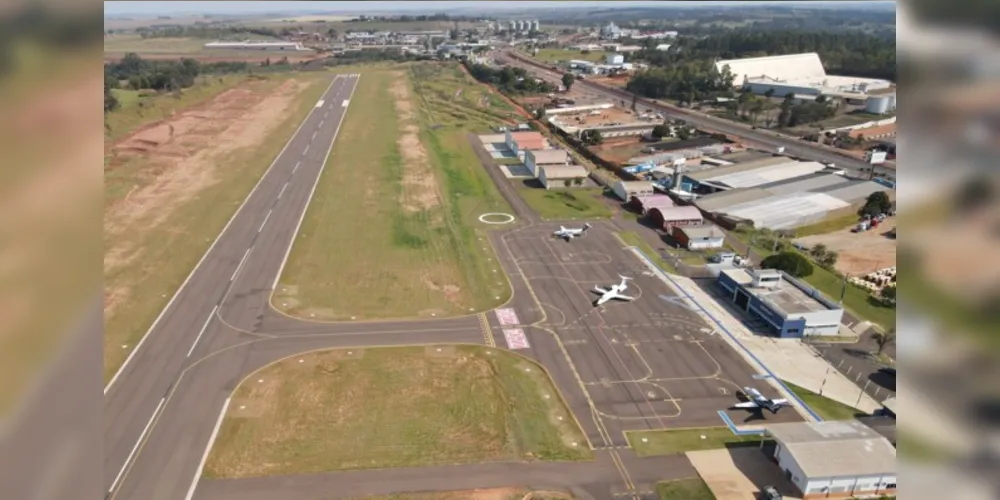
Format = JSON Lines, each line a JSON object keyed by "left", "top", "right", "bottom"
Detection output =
{"left": 818, "top": 366, "right": 831, "bottom": 396}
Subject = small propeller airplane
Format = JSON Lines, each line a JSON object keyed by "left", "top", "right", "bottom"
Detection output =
{"left": 592, "top": 275, "right": 636, "bottom": 306}
{"left": 553, "top": 223, "right": 592, "bottom": 241}
{"left": 730, "top": 386, "right": 791, "bottom": 421}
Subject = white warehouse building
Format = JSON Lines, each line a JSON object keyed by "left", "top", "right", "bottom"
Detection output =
{"left": 204, "top": 41, "right": 309, "bottom": 51}
{"left": 715, "top": 53, "right": 892, "bottom": 98}
{"left": 767, "top": 420, "right": 897, "bottom": 499}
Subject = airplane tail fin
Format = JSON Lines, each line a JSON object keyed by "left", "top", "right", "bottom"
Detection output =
{"left": 583, "top": 223, "right": 592, "bottom": 230}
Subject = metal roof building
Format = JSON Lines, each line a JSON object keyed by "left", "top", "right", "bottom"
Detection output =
{"left": 766, "top": 420, "right": 897, "bottom": 499}
{"left": 720, "top": 192, "right": 851, "bottom": 230}
{"left": 697, "top": 161, "right": 828, "bottom": 191}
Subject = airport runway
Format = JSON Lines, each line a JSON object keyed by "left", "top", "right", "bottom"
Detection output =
{"left": 105, "top": 73, "right": 797, "bottom": 500}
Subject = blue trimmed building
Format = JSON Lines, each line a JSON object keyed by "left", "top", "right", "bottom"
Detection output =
{"left": 718, "top": 268, "right": 844, "bottom": 338}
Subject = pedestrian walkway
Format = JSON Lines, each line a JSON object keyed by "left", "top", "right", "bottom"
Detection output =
{"left": 662, "top": 273, "right": 881, "bottom": 415}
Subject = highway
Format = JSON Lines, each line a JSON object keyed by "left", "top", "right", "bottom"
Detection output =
{"left": 502, "top": 50, "right": 871, "bottom": 173}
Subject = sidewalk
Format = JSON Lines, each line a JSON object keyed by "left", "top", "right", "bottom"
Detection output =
{"left": 628, "top": 248, "right": 881, "bottom": 417}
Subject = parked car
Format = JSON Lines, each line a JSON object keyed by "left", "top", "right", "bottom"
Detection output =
{"left": 759, "top": 485, "right": 782, "bottom": 500}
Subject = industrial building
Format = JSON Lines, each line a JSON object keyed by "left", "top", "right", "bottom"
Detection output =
{"left": 504, "top": 130, "right": 548, "bottom": 155}
{"left": 718, "top": 268, "right": 844, "bottom": 337}
{"left": 203, "top": 41, "right": 309, "bottom": 51}
{"left": 672, "top": 224, "right": 725, "bottom": 250}
{"left": 715, "top": 53, "right": 893, "bottom": 100}
{"left": 693, "top": 168, "right": 891, "bottom": 230}
{"left": 612, "top": 180, "right": 655, "bottom": 201}
{"left": 524, "top": 149, "right": 569, "bottom": 177}
{"left": 766, "top": 420, "right": 897, "bottom": 499}
{"left": 538, "top": 165, "right": 589, "bottom": 189}
{"left": 626, "top": 194, "right": 674, "bottom": 214}
{"left": 646, "top": 205, "right": 704, "bottom": 230}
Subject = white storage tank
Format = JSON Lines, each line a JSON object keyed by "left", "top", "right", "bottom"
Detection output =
{"left": 607, "top": 53, "right": 624, "bottom": 65}
{"left": 865, "top": 95, "right": 891, "bottom": 114}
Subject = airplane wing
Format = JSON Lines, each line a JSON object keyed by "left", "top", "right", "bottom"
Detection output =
{"left": 731, "top": 401, "right": 761, "bottom": 409}
{"left": 593, "top": 286, "right": 609, "bottom": 294}
{"left": 610, "top": 291, "right": 636, "bottom": 301}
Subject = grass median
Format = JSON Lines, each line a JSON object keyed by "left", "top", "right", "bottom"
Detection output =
{"left": 205, "top": 345, "right": 592, "bottom": 477}
{"left": 627, "top": 427, "right": 765, "bottom": 457}
{"left": 782, "top": 381, "right": 861, "bottom": 420}
{"left": 657, "top": 478, "right": 717, "bottom": 500}
{"left": 518, "top": 187, "right": 613, "bottom": 220}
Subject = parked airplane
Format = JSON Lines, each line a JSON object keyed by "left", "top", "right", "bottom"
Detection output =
{"left": 553, "top": 223, "right": 592, "bottom": 241}
{"left": 731, "top": 386, "right": 790, "bottom": 420}
{"left": 592, "top": 275, "right": 636, "bottom": 306}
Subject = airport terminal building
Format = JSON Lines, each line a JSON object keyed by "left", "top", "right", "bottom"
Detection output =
{"left": 718, "top": 268, "right": 844, "bottom": 338}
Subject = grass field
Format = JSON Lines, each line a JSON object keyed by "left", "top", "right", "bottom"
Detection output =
{"left": 104, "top": 74, "right": 256, "bottom": 144}
{"left": 518, "top": 187, "right": 613, "bottom": 220}
{"left": 792, "top": 212, "right": 860, "bottom": 238}
{"left": 104, "top": 35, "right": 208, "bottom": 54}
{"left": 627, "top": 427, "right": 765, "bottom": 457}
{"left": 274, "top": 63, "right": 519, "bottom": 320}
{"left": 205, "top": 345, "right": 592, "bottom": 477}
{"left": 531, "top": 48, "right": 607, "bottom": 64}
{"left": 618, "top": 231, "right": 678, "bottom": 274}
{"left": 103, "top": 73, "right": 329, "bottom": 381}
{"left": 783, "top": 381, "right": 862, "bottom": 420}
{"left": 350, "top": 489, "right": 575, "bottom": 500}
{"left": 657, "top": 478, "right": 718, "bottom": 500}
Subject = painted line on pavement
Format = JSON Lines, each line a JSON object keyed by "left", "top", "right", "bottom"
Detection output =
{"left": 258, "top": 209, "right": 272, "bottom": 233}
{"left": 108, "top": 398, "right": 165, "bottom": 494}
{"left": 292, "top": 161, "right": 299, "bottom": 173}
{"left": 103, "top": 74, "right": 342, "bottom": 395}
{"left": 277, "top": 182, "right": 288, "bottom": 199}
{"left": 272, "top": 75, "right": 360, "bottom": 290}
{"left": 183, "top": 397, "right": 231, "bottom": 500}
{"left": 303, "top": 144, "right": 310, "bottom": 155}
{"left": 230, "top": 247, "right": 253, "bottom": 282}
{"left": 186, "top": 306, "right": 218, "bottom": 357}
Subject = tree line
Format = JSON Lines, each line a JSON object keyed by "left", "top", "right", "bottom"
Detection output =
{"left": 624, "top": 59, "right": 735, "bottom": 104}
{"left": 463, "top": 62, "right": 557, "bottom": 95}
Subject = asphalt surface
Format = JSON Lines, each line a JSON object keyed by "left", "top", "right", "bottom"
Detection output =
{"left": 502, "top": 50, "right": 871, "bottom": 174}
{"left": 104, "top": 73, "right": 802, "bottom": 500}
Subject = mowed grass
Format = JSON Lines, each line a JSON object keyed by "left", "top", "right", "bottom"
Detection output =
{"left": 103, "top": 34, "right": 208, "bottom": 54}
{"left": 204, "top": 345, "right": 592, "bottom": 477}
{"left": 657, "top": 478, "right": 717, "bottom": 500}
{"left": 783, "top": 381, "right": 862, "bottom": 420}
{"left": 104, "top": 74, "right": 257, "bottom": 144}
{"left": 792, "top": 212, "right": 860, "bottom": 238}
{"left": 350, "top": 489, "right": 575, "bottom": 500}
{"left": 532, "top": 48, "right": 607, "bottom": 64}
{"left": 103, "top": 73, "right": 330, "bottom": 381}
{"left": 617, "top": 231, "right": 679, "bottom": 274}
{"left": 518, "top": 187, "right": 613, "bottom": 220}
{"left": 627, "top": 428, "right": 764, "bottom": 457}
{"left": 275, "top": 64, "right": 516, "bottom": 320}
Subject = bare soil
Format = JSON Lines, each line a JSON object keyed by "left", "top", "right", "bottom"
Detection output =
{"left": 388, "top": 73, "right": 443, "bottom": 219}
{"left": 795, "top": 225, "right": 897, "bottom": 276}
{"left": 103, "top": 77, "right": 312, "bottom": 318}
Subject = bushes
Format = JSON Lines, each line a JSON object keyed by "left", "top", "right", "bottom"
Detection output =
{"left": 761, "top": 251, "right": 814, "bottom": 278}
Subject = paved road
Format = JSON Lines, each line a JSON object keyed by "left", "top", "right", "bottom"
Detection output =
{"left": 104, "top": 72, "right": 798, "bottom": 500}
{"left": 502, "top": 51, "right": 870, "bottom": 174}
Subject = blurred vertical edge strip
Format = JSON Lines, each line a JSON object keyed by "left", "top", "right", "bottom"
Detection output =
{"left": 0, "top": 1, "right": 103, "bottom": 500}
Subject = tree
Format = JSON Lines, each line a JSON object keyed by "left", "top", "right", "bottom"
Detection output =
{"left": 327, "top": 28, "right": 339, "bottom": 39}
{"left": 760, "top": 251, "right": 814, "bottom": 278}
{"left": 872, "top": 329, "right": 896, "bottom": 355}
{"left": 675, "top": 126, "right": 692, "bottom": 141}
{"left": 809, "top": 244, "right": 828, "bottom": 260}
{"left": 651, "top": 124, "right": 670, "bottom": 140}
{"left": 562, "top": 72, "right": 575, "bottom": 91}
{"left": 858, "top": 191, "right": 893, "bottom": 217}
{"left": 580, "top": 129, "right": 603, "bottom": 145}
{"left": 881, "top": 284, "right": 896, "bottom": 302}
{"left": 764, "top": 88, "right": 775, "bottom": 98}
{"left": 563, "top": 179, "right": 572, "bottom": 188}
{"left": 818, "top": 251, "right": 838, "bottom": 269}
{"left": 573, "top": 177, "right": 585, "bottom": 186}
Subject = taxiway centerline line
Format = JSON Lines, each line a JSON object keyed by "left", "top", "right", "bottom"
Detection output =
{"left": 230, "top": 247, "right": 253, "bottom": 282}
{"left": 186, "top": 306, "right": 219, "bottom": 358}
{"left": 108, "top": 398, "right": 165, "bottom": 494}
{"left": 277, "top": 182, "right": 288, "bottom": 199}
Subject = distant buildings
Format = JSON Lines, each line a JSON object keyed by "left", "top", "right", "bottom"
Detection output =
{"left": 714, "top": 52, "right": 893, "bottom": 100}
{"left": 203, "top": 41, "right": 309, "bottom": 51}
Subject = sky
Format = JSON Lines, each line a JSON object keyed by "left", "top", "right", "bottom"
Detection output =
{"left": 104, "top": 1, "right": 893, "bottom": 16}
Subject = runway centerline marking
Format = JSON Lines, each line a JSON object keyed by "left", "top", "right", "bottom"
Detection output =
{"left": 186, "top": 305, "right": 219, "bottom": 358}
{"left": 277, "top": 182, "right": 288, "bottom": 199}
{"left": 230, "top": 247, "right": 253, "bottom": 282}
{"left": 109, "top": 397, "right": 165, "bottom": 495}
{"left": 318, "top": 119, "right": 324, "bottom": 128}
{"left": 258, "top": 209, "right": 272, "bottom": 233}
{"left": 292, "top": 161, "right": 300, "bottom": 173}
{"left": 311, "top": 130, "right": 317, "bottom": 141}
{"left": 303, "top": 144, "right": 310, "bottom": 155}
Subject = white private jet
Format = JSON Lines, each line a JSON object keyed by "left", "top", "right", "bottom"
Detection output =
{"left": 592, "top": 275, "right": 636, "bottom": 306}
{"left": 553, "top": 223, "right": 592, "bottom": 241}
{"left": 730, "top": 386, "right": 791, "bottom": 421}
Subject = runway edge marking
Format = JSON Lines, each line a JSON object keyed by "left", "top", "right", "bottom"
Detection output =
{"left": 478, "top": 313, "right": 496, "bottom": 348}
{"left": 271, "top": 74, "right": 360, "bottom": 291}
{"left": 104, "top": 74, "right": 343, "bottom": 394}
{"left": 183, "top": 397, "right": 231, "bottom": 500}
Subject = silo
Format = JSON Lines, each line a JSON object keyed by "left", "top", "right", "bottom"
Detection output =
{"left": 865, "top": 96, "right": 891, "bottom": 114}
{"left": 887, "top": 93, "right": 897, "bottom": 110}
